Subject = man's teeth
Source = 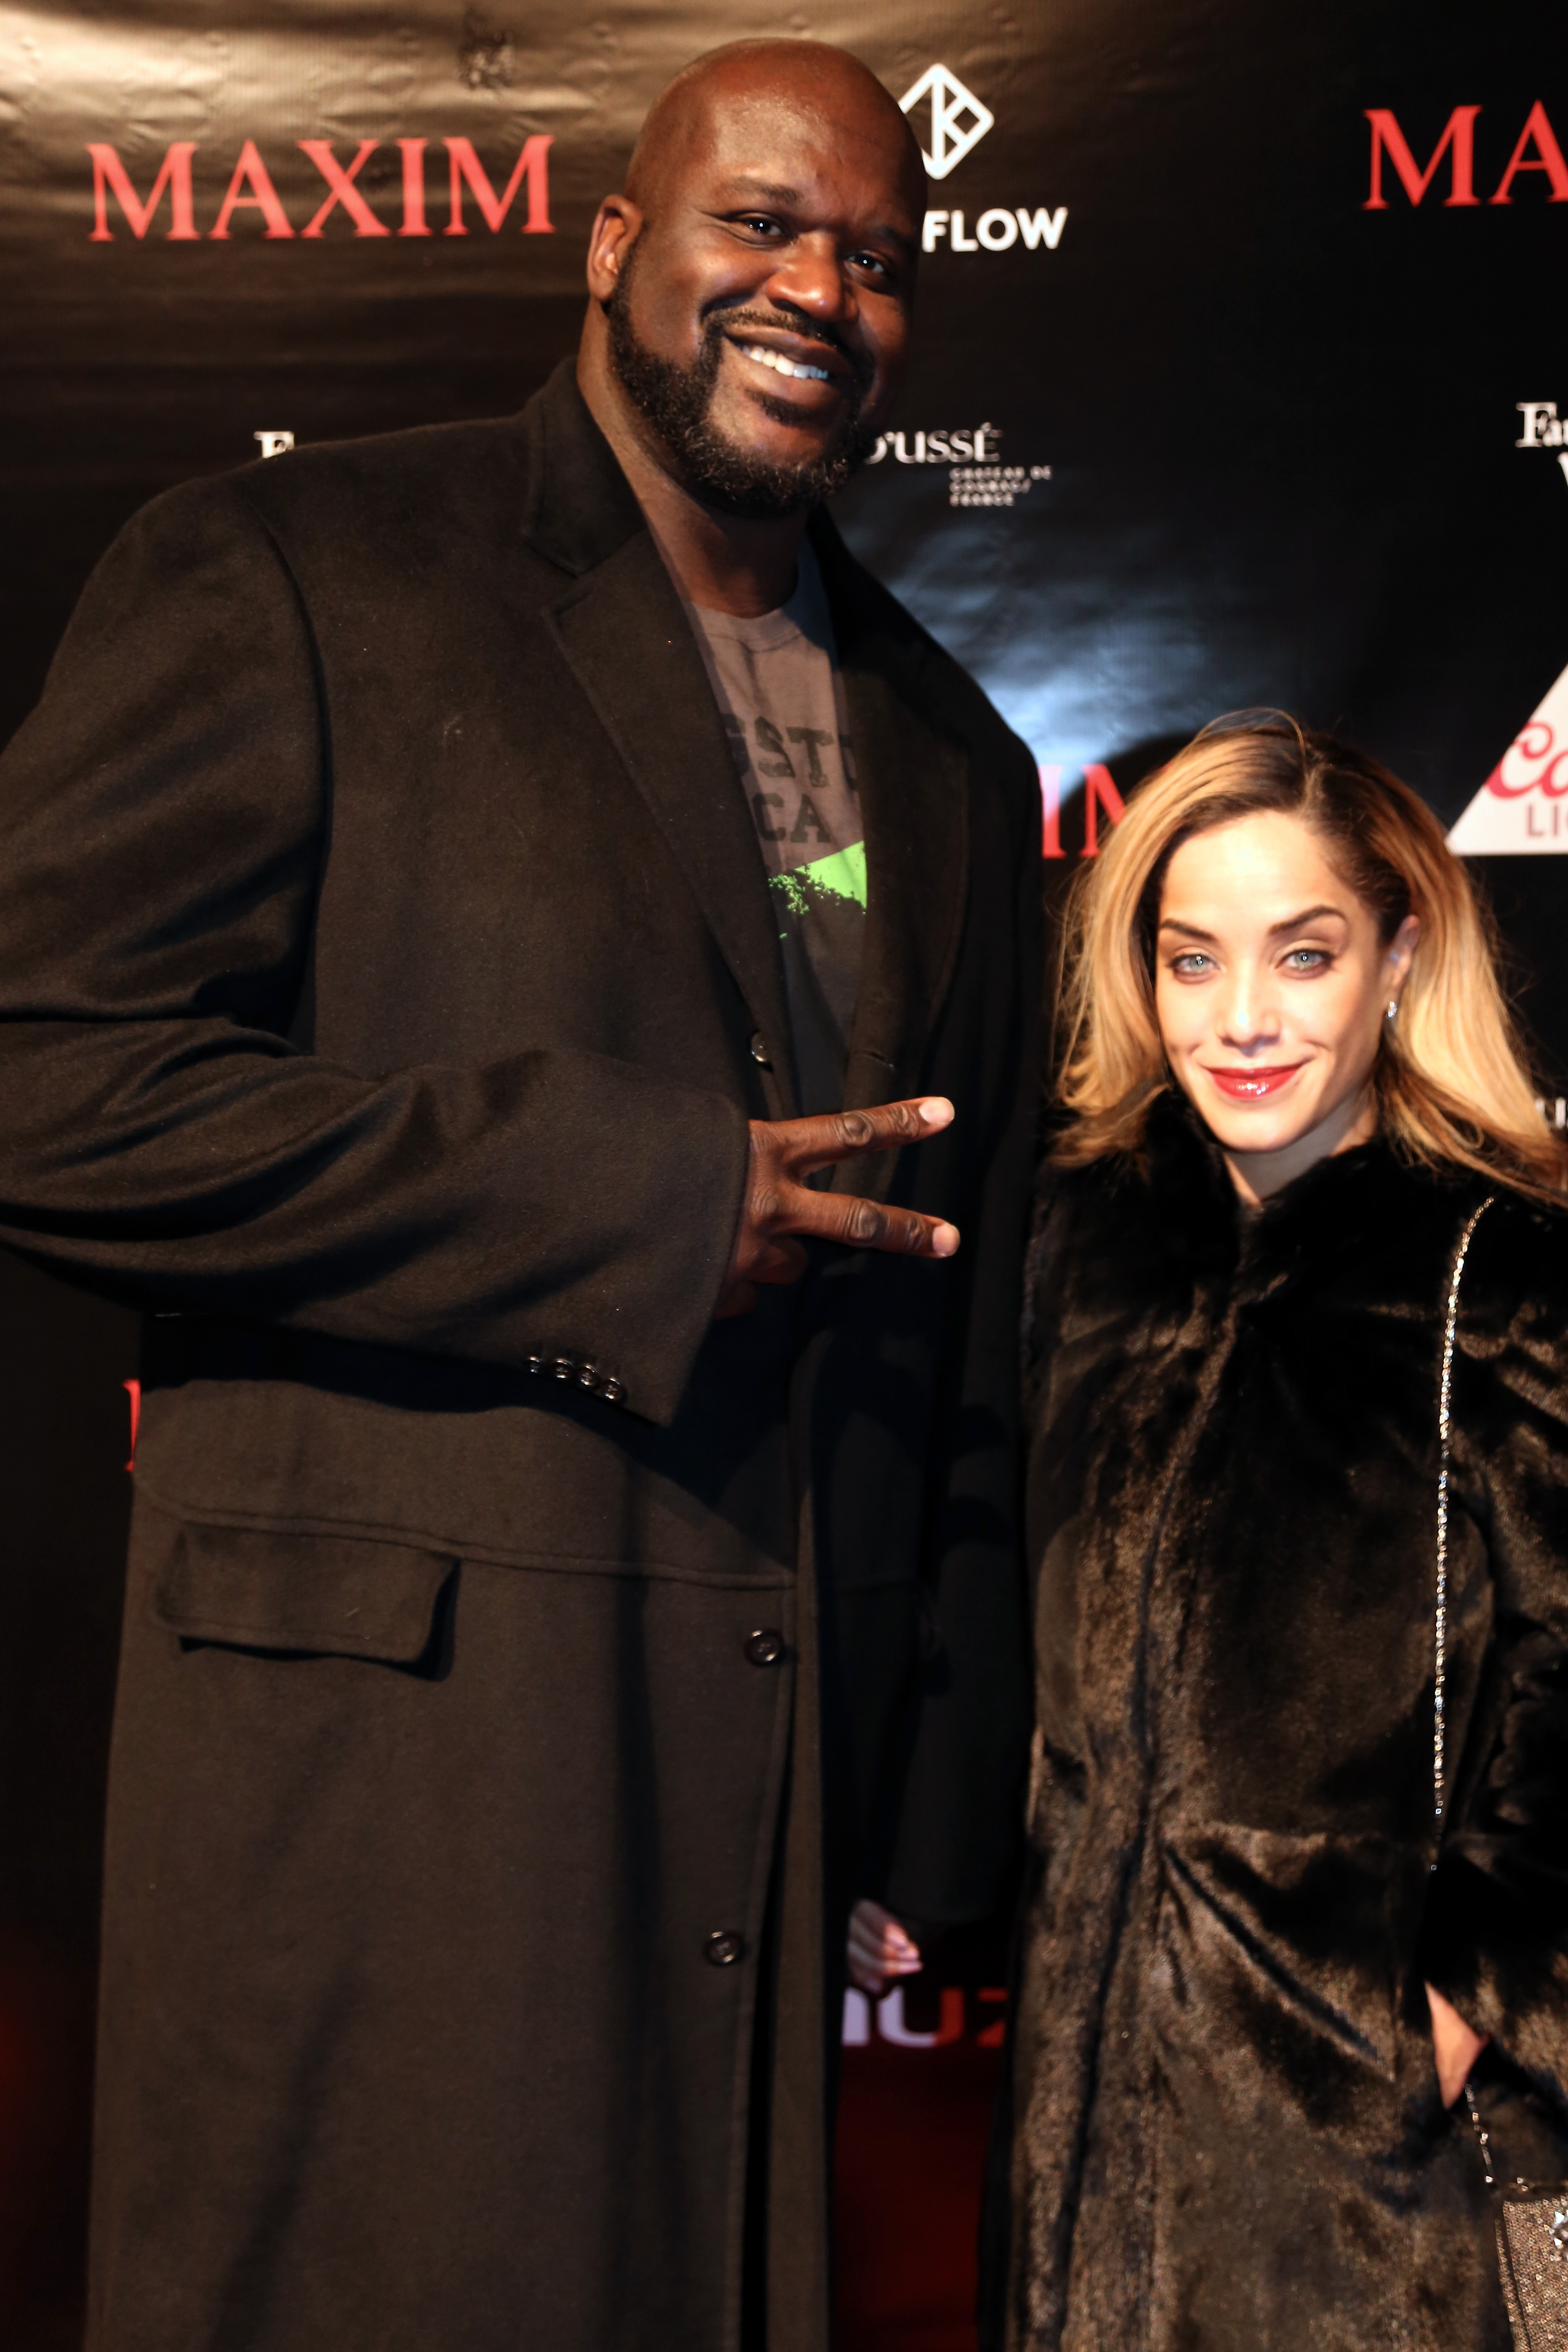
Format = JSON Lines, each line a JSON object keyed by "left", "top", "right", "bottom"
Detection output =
{"left": 740, "top": 342, "right": 832, "bottom": 383}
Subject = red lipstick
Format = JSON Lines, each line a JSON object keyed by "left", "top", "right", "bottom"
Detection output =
{"left": 1205, "top": 1063, "right": 1306, "bottom": 1100}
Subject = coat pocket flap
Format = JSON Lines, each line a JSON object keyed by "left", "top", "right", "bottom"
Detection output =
{"left": 154, "top": 1521, "right": 456, "bottom": 1662}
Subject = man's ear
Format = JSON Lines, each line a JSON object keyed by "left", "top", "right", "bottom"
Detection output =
{"left": 586, "top": 195, "right": 643, "bottom": 303}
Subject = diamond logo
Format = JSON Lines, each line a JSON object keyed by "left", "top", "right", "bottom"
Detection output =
{"left": 1448, "top": 659, "right": 1568, "bottom": 854}
{"left": 900, "top": 64, "right": 995, "bottom": 182}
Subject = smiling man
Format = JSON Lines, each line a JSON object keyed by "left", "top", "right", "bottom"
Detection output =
{"left": 0, "top": 39, "right": 1041, "bottom": 2352}
{"left": 579, "top": 45, "right": 931, "bottom": 1120}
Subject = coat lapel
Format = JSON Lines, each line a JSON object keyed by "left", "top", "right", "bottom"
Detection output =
{"left": 524, "top": 369, "right": 799, "bottom": 1115}
{"left": 544, "top": 537, "right": 799, "bottom": 1118}
{"left": 814, "top": 518, "right": 970, "bottom": 1196}
{"left": 517, "top": 368, "right": 972, "bottom": 1150}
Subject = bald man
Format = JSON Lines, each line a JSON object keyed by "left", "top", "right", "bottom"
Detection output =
{"left": 0, "top": 41, "right": 1040, "bottom": 2352}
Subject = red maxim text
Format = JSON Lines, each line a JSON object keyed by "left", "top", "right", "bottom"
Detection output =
{"left": 1364, "top": 103, "right": 1568, "bottom": 209}
{"left": 87, "top": 136, "right": 555, "bottom": 241}
{"left": 1040, "top": 765, "right": 1126, "bottom": 860}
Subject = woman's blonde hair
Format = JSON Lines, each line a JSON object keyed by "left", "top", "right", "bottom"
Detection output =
{"left": 1055, "top": 712, "right": 1567, "bottom": 1201}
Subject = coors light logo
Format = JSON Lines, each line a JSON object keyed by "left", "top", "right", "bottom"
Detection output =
{"left": 1449, "top": 665, "right": 1568, "bottom": 855}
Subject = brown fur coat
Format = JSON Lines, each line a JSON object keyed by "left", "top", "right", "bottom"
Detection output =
{"left": 995, "top": 1098, "right": 1568, "bottom": 2351}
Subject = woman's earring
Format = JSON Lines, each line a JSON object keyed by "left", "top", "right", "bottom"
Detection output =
{"left": 1385, "top": 998, "right": 1399, "bottom": 1022}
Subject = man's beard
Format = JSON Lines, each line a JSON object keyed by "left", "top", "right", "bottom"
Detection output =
{"left": 604, "top": 269, "right": 877, "bottom": 520}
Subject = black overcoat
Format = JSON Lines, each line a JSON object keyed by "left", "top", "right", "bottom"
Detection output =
{"left": 997, "top": 1101, "right": 1568, "bottom": 2352}
{"left": 0, "top": 362, "right": 1041, "bottom": 2352}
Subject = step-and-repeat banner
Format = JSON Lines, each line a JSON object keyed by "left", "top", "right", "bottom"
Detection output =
{"left": 0, "top": 3, "right": 1563, "bottom": 2342}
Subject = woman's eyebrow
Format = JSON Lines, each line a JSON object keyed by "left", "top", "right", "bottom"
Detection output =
{"left": 1158, "top": 904, "right": 1349, "bottom": 943}
{"left": 1265, "top": 904, "right": 1347, "bottom": 935}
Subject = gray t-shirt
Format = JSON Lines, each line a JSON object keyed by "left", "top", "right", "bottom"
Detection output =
{"left": 685, "top": 543, "right": 865, "bottom": 1114}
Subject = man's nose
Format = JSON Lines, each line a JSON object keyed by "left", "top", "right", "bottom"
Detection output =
{"left": 763, "top": 237, "right": 857, "bottom": 323}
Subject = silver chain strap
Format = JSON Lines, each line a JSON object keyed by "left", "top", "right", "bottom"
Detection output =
{"left": 1465, "top": 2080, "right": 1497, "bottom": 2185}
{"left": 1441, "top": 1200, "right": 1568, "bottom": 2262}
{"left": 1433, "top": 1196, "right": 1494, "bottom": 1851}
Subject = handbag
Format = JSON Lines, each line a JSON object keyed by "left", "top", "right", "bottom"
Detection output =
{"left": 1463, "top": 2084, "right": 1568, "bottom": 2352}
{"left": 1438, "top": 1197, "right": 1568, "bottom": 2351}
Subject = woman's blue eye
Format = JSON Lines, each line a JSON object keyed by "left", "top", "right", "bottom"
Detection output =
{"left": 1285, "top": 949, "right": 1329, "bottom": 971}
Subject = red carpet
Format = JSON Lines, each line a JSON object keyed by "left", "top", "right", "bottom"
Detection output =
{"left": 834, "top": 1978, "right": 1005, "bottom": 2351}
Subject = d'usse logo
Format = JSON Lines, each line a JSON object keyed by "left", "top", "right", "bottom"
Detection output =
{"left": 86, "top": 137, "right": 553, "bottom": 241}
{"left": 1363, "top": 103, "right": 1567, "bottom": 207}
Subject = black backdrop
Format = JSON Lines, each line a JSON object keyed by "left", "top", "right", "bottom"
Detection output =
{"left": 1, "top": 3, "right": 1565, "bottom": 2341}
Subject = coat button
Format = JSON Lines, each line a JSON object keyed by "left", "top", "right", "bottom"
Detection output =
{"left": 749, "top": 1032, "right": 771, "bottom": 1067}
{"left": 704, "top": 1929, "right": 746, "bottom": 1967}
{"left": 745, "top": 1628, "right": 787, "bottom": 1667}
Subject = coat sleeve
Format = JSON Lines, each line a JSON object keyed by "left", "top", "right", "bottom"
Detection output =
{"left": 0, "top": 476, "right": 748, "bottom": 1428}
{"left": 1419, "top": 1207, "right": 1568, "bottom": 2097}
{"left": 880, "top": 741, "right": 1044, "bottom": 1929}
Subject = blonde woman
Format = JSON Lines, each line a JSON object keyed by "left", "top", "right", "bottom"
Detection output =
{"left": 993, "top": 715, "right": 1568, "bottom": 2350}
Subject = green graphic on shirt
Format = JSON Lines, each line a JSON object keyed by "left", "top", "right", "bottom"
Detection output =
{"left": 769, "top": 839, "right": 868, "bottom": 931}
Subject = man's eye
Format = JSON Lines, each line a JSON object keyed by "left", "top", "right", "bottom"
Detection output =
{"left": 736, "top": 215, "right": 783, "bottom": 237}
{"left": 848, "top": 250, "right": 889, "bottom": 277}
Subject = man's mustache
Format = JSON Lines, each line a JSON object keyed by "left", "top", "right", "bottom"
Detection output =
{"left": 699, "top": 303, "right": 874, "bottom": 400}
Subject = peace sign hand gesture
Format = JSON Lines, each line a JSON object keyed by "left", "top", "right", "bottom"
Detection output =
{"left": 715, "top": 1097, "right": 959, "bottom": 1320}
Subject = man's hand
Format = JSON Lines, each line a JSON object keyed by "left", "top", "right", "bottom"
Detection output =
{"left": 1426, "top": 1981, "right": 1489, "bottom": 2106}
{"left": 848, "top": 1898, "right": 924, "bottom": 1995}
{"left": 715, "top": 1097, "right": 958, "bottom": 1319}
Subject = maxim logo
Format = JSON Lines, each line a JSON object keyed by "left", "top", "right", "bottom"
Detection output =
{"left": 1448, "top": 662, "right": 1568, "bottom": 855}
{"left": 85, "top": 136, "right": 553, "bottom": 241}
{"left": 898, "top": 64, "right": 1067, "bottom": 255}
{"left": 1042, "top": 766, "right": 1126, "bottom": 861}
{"left": 1362, "top": 102, "right": 1567, "bottom": 207}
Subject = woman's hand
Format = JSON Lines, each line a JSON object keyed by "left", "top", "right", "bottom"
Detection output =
{"left": 847, "top": 1898, "right": 923, "bottom": 1995}
{"left": 1426, "top": 1981, "right": 1489, "bottom": 2106}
